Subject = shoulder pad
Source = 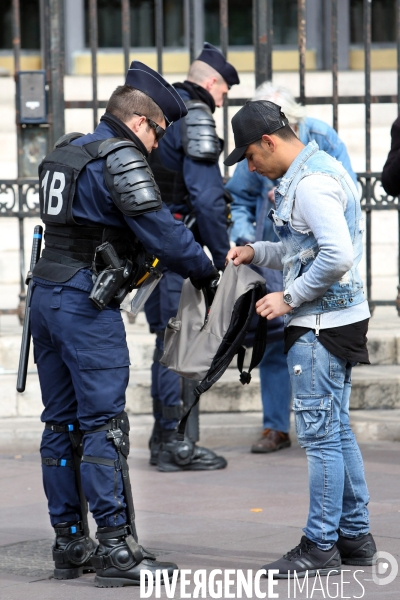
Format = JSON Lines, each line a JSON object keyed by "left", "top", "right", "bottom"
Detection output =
{"left": 98, "top": 137, "right": 142, "bottom": 158}
{"left": 103, "top": 144, "right": 162, "bottom": 217}
{"left": 181, "top": 100, "right": 221, "bottom": 163}
{"left": 54, "top": 132, "right": 85, "bottom": 148}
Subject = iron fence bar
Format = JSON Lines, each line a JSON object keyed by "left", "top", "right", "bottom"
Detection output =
{"left": 12, "top": 0, "right": 21, "bottom": 74}
{"left": 397, "top": 210, "right": 400, "bottom": 314}
{"left": 18, "top": 216, "right": 25, "bottom": 310}
{"left": 49, "top": 0, "right": 65, "bottom": 145}
{"left": 331, "top": 0, "right": 338, "bottom": 132}
{"left": 253, "top": 0, "right": 273, "bottom": 88}
{"left": 12, "top": 0, "right": 22, "bottom": 175}
{"left": 298, "top": 0, "right": 306, "bottom": 105}
{"left": 267, "top": 0, "right": 273, "bottom": 81}
{"left": 12, "top": 0, "right": 25, "bottom": 304}
{"left": 397, "top": 0, "right": 400, "bottom": 313}
{"left": 65, "top": 100, "right": 108, "bottom": 109}
{"left": 89, "top": 0, "right": 98, "bottom": 130}
{"left": 364, "top": 0, "right": 372, "bottom": 302}
{"left": 188, "top": 0, "right": 195, "bottom": 64}
{"left": 398, "top": 0, "right": 400, "bottom": 114}
{"left": 155, "top": 0, "right": 164, "bottom": 74}
{"left": 42, "top": 0, "right": 51, "bottom": 92}
{"left": 122, "top": 0, "right": 131, "bottom": 75}
{"left": 252, "top": 0, "right": 259, "bottom": 85}
{"left": 220, "top": 0, "right": 229, "bottom": 178}
{"left": 226, "top": 94, "right": 400, "bottom": 107}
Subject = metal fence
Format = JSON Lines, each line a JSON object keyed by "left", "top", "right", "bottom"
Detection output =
{"left": 2, "top": 0, "right": 400, "bottom": 319}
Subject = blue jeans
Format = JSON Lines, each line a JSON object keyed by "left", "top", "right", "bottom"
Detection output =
{"left": 287, "top": 330, "right": 370, "bottom": 550}
{"left": 259, "top": 339, "right": 291, "bottom": 433}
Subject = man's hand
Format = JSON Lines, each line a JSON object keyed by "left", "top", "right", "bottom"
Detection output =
{"left": 225, "top": 245, "right": 255, "bottom": 267}
{"left": 256, "top": 291, "right": 293, "bottom": 320}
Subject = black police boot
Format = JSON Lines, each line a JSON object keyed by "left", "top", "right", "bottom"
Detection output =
{"left": 92, "top": 526, "right": 178, "bottom": 588}
{"left": 157, "top": 430, "right": 227, "bottom": 472}
{"left": 53, "top": 521, "right": 96, "bottom": 580}
{"left": 148, "top": 421, "right": 163, "bottom": 466}
{"left": 336, "top": 532, "right": 377, "bottom": 565}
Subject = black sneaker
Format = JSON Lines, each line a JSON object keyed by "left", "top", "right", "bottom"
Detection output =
{"left": 336, "top": 532, "right": 377, "bottom": 566}
{"left": 262, "top": 536, "right": 341, "bottom": 579}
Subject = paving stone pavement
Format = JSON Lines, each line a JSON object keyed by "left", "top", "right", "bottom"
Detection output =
{"left": 0, "top": 440, "right": 399, "bottom": 600}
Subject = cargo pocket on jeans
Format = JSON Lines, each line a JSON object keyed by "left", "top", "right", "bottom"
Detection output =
{"left": 293, "top": 394, "right": 332, "bottom": 442}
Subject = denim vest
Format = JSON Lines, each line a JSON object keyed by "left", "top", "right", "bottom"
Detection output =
{"left": 271, "top": 141, "right": 365, "bottom": 321}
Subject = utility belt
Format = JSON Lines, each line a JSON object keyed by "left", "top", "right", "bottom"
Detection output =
{"left": 41, "top": 224, "right": 161, "bottom": 311}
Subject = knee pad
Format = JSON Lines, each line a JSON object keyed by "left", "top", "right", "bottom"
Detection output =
{"left": 41, "top": 422, "right": 81, "bottom": 471}
{"left": 105, "top": 411, "right": 130, "bottom": 458}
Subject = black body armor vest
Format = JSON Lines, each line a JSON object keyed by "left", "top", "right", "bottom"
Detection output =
{"left": 147, "top": 149, "right": 190, "bottom": 208}
{"left": 34, "top": 133, "right": 162, "bottom": 283}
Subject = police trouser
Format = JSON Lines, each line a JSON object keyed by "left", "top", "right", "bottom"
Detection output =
{"left": 31, "top": 281, "right": 130, "bottom": 528}
{"left": 144, "top": 269, "right": 199, "bottom": 440}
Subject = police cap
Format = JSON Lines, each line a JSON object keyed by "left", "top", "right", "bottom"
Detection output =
{"left": 196, "top": 42, "right": 240, "bottom": 88}
{"left": 125, "top": 61, "right": 187, "bottom": 125}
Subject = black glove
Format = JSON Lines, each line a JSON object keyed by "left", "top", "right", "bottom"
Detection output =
{"left": 190, "top": 267, "right": 220, "bottom": 306}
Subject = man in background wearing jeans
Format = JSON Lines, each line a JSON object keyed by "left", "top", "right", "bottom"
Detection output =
{"left": 225, "top": 100, "right": 376, "bottom": 578}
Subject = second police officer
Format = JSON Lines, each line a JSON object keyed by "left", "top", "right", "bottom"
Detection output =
{"left": 30, "top": 62, "right": 220, "bottom": 587}
{"left": 146, "top": 43, "right": 240, "bottom": 471}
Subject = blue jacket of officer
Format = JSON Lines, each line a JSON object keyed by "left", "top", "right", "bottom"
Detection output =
{"left": 150, "top": 87, "right": 230, "bottom": 271}
{"left": 33, "top": 120, "right": 213, "bottom": 285}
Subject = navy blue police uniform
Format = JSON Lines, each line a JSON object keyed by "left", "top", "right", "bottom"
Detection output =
{"left": 30, "top": 62, "right": 216, "bottom": 587}
{"left": 145, "top": 43, "right": 240, "bottom": 471}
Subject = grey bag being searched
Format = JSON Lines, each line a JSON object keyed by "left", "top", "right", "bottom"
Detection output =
{"left": 160, "top": 261, "right": 268, "bottom": 436}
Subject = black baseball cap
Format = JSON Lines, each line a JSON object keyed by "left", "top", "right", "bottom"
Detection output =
{"left": 224, "top": 100, "right": 289, "bottom": 166}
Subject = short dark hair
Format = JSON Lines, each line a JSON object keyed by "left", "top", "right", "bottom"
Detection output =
{"left": 254, "top": 124, "right": 297, "bottom": 147}
{"left": 106, "top": 85, "right": 164, "bottom": 124}
{"left": 271, "top": 124, "right": 298, "bottom": 141}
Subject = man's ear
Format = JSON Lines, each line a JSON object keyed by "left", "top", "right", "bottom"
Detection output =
{"left": 125, "top": 114, "right": 144, "bottom": 134}
{"left": 205, "top": 76, "right": 217, "bottom": 91}
{"left": 261, "top": 134, "right": 276, "bottom": 151}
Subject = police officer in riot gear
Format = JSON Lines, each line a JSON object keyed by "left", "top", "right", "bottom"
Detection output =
{"left": 146, "top": 43, "right": 240, "bottom": 471}
{"left": 30, "top": 61, "right": 218, "bottom": 588}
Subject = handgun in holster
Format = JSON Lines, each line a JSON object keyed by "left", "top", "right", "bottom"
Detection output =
{"left": 89, "top": 241, "right": 134, "bottom": 310}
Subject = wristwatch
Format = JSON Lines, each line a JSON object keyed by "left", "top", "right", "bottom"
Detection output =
{"left": 283, "top": 290, "right": 294, "bottom": 307}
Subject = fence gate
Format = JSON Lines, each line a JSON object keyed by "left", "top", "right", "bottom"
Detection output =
{"left": 2, "top": 0, "right": 400, "bottom": 320}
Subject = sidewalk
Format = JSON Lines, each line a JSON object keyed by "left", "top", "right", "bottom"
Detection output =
{"left": 1, "top": 439, "right": 399, "bottom": 599}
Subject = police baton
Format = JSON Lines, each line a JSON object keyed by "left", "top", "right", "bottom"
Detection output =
{"left": 16, "top": 225, "right": 43, "bottom": 393}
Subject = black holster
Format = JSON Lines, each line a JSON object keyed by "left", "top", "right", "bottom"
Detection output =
{"left": 89, "top": 242, "right": 134, "bottom": 310}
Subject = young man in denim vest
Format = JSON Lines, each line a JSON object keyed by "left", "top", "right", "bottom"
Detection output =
{"left": 225, "top": 100, "right": 376, "bottom": 578}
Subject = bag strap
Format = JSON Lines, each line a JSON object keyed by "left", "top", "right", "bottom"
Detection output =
{"left": 237, "top": 313, "right": 267, "bottom": 384}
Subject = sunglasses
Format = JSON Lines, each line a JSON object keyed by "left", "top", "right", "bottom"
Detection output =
{"left": 133, "top": 112, "right": 166, "bottom": 141}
